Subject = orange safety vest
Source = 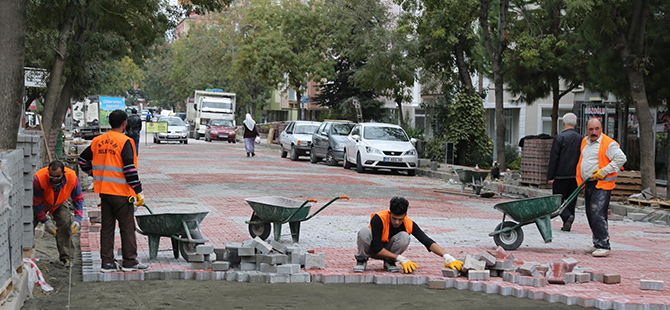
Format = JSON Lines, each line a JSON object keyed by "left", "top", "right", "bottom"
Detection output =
{"left": 370, "top": 210, "right": 414, "bottom": 242}
{"left": 576, "top": 134, "right": 618, "bottom": 190}
{"left": 91, "top": 130, "right": 138, "bottom": 197}
{"left": 34, "top": 167, "right": 78, "bottom": 213}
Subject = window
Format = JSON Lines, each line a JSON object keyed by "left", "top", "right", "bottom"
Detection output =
{"left": 504, "top": 109, "right": 514, "bottom": 145}
{"left": 415, "top": 109, "right": 426, "bottom": 131}
{"left": 289, "top": 89, "right": 295, "bottom": 101}
{"left": 350, "top": 125, "right": 361, "bottom": 136}
{"left": 332, "top": 123, "right": 354, "bottom": 135}
{"left": 541, "top": 108, "right": 572, "bottom": 135}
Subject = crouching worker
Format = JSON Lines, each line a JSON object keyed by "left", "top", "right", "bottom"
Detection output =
{"left": 354, "top": 197, "right": 463, "bottom": 273}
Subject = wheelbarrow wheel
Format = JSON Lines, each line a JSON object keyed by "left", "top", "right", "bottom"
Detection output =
{"left": 493, "top": 221, "right": 524, "bottom": 250}
{"left": 248, "top": 213, "right": 271, "bottom": 240}
{"left": 179, "top": 229, "right": 204, "bottom": 261}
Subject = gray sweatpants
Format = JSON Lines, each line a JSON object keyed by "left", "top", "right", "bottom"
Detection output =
{"left": 355, "top": 227, "right": 410, "bottom": 261}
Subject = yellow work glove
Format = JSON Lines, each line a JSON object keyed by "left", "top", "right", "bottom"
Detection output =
{"left": 396, "top": 255, "right": 418, "bottom": 274}
{"left": 135, "top": 192, "right": 145, "bottom": 207}
{"left": 44, "top": 219, "right": 57, "bottom": 235}
{"left": 591, "top": 169, "right": 606, "bottom": 180}
{"left": 443, "top": 254, "right": 463, "bottom": 271}
{"left": 71, "top": 221, "right": 80, "bottom": 235}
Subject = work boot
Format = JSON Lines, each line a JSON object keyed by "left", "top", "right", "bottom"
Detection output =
{"left": 101, "top": 262, "right": 121, "bottom": 273}
{"left": 584, "top": 246, "right": 596, "bottom": 254}
{"left": 592, "top": 249, "right": 611, "bottom": 257}
{"left": 561, "top": 215, "right": 574, "bottom": 231}
{"left": 383, "top": 260, "right": 399, "bottom": 273}
{"left": 122, "top": 263, "right": 149, "bottom": 272}
{"left": 353, "top": 259, "right": 367, "bottom": 272}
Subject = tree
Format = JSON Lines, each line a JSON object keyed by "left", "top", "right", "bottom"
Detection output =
{"left": 0, "top": 0, "right": 27, "bottom": 149}
{"left": 479, "top": 0, "right": 510, "bottom": 170}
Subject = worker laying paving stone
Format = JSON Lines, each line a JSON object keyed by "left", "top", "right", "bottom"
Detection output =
{"left": 353, "top": 197, "right": 463, "bottom": 274}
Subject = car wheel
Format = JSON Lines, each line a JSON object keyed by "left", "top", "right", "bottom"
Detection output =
{"left": 183, "top": 139, "right": 188, "bottom": 145}
{"left": 325, "top": 149, "right": 337, "bottom": 166}
{"left": 356, "top": 153, "right": 365, "bottom": 173}
{"left": 280, "top": 146, "right": 288, "bottom": 158}
{"left": 407, "top": 169, "right": 416, "bottom": 176}
{"left": 153, "top": 136, "right": 158, "bottom": 144}
{"left": 310, "top": 148, "right": 319, "bottom": 164}
{"left": 195, "top": 132, "right": 200, "bottom": 140}
{"left": 290, "top": 146, "right": 299, "bottom": 161}
{"left": 343, "top": 149, "right": 351, "bottom": 169}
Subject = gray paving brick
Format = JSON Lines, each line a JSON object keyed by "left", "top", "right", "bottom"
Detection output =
{"left": 268, "top": 239, "right": 286, "bottom": 253}
{"left": 577, "top": 297, "right": 595, "bottom": 308}
{"left": 191, "top": 262, "right": 209, "bottom": 270}
{"left": 257, "top": 253, "right": 289, "bottom": 265}
{"left": 276, "top": 264, "right": 300, "bottom": 274}
{"left": 441, "top": 268, "right": 459, "bottom": 278}
{"left": 468, "top": 281, "right": 484, "bottom": 292}
{"left": 260, "top": 263, "right": 277, "bottom": 273}
{"left": 187, "top": 253, "right": 205, "bottom": 262}
{"left": 183, "top": 270, "right": 195, "bottom": 280}
{"left": 102, "top": 272, "right": 124, "bottom": 282}
{"left": 520, "top": 276, "right": 534, "bottom": 286}
{"left": 587, "top": 271, "right": 605, "bottom": 282}
{"left": 289, "top": 252, "right": 300, "bottom": 264}
{"left": 427, "top": 278, "right": 446, "bottom": 289}
{"left": 225, "top": 271, "right": 238, "bottom": 281}
{"left": 83, "top": 272, "right": 103, "bottom": 282}
{"left": 164, "top": 270, "right": 185, "bottom": 280}
{"left": 373, "top": 275, "right": 396, "bottom": 285}
{"left": 444, "top": 279, "right": 455, "bottom": 289}
{"left": 249, "top": 272, "right": 269, "bottom": 283}
{"left": 493, "top": 259, "right": 513, "bottom": 270}
{"left": 462, "top": 255, "right": 486, "bottom": 272}
{"left": 527, "top": 290, "right": 544, "bottom": 300}
{"left": 564, "top": 272, "right": 576, "bottom": 284}
{"left": 252, "top": 237, "right": 273, "bottom": 254}
{"left": 285, "top": 246, "right": 300, "bottom": 253}
{"left": 196, "top": 244, "right": 214, "bottom": 255}
{"left": 513, "top": 287, "right": 527, "bottom": 298}
{"left": 603, "top": 274, "right": 620, "bottom": 284}
{"left": 498, "top": 285, "right": 514, "bottom": 296}
{"left": 214, "top": 248, "right": 227, "bottom": 261}
{"left": 477, "top": 250, "right": 496, "bottom": 267}
{"left": 640, "top": 279, "right": 664, "bottom": 291}
{"left": 212, "top": 271, "right": 226, "bottom": 280}
{"left": 240, "top": 262, "right": 257, "bottom": 271}
{"left": 212, "top": 261, "right": 230, "bottom": 271}
{"left": 144, "top": 270, "right": 164, "bottom": 281}
{"left": 517, "top": 262, "right": 538, "bottom": 276}
{"left": 195, "top": 270, "right": 213, "bottom": 280}
{"left": 468, "top": 270, "right": 490, "bottom": 281}
{"left": 238, "top": 246, "right": 255, "bottom": 256}
{"left": 575, "top": 272, "right": 591, "bottom": 283}
{"left": 236, "top": 271, "right": 250, "bottom": 282}
{"left": 594, "top": 299, "right": 612, "bottom": 309}
{"left": 241, "top": 255, "right": 256, "bottom": 263}
{"left": 559, "top": 294, "right": 579, "bottom": 306}
{"left": 561, "top": 257, "right": 578, "bottom": 272}
{"left": 304, "top": 252, "right": 325, "bottom": 270}
{"left": 484, "top": 283, "right": 499, "bottom": 294}
{"left": 269, "top": 273, "right": 290, "bottom": 283}
{"left": 290, "top": 272, "right": 311, "bottom": 283}
{"left": 453, "top": 279, "right": 469, "bottom": 290}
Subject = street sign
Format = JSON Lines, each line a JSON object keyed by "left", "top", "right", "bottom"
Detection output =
{"left": 24, "top": 67, "right": 48, "bottom": 88}
{"left": 146, "top": 122, "right": 168, "bottom": 133}
{"left": 300, "top": 95, "right": 308, "bottom": 104}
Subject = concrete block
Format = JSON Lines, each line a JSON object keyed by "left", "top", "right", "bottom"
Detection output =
{"left": 517, "top": 262, "right": 539, "bottom": 277}
{"left": 564, "top": 272, "right": 576, "bottom": 284}
{"left": 559, "top": 294, "right": 579, "bottom": 306}
{"left": 212, "top": 261, "right": 230, "bottom": 271}
{"left": 546, "top": 261, "right": 567, "bottom": 284}
{"left": 240, "top": 262, "right": 256, "bottom": 271}
{"left": 195, "top": 270, "right": 213, "bottom": 280}
{"left": 453, "top": 279, "right": 469, "bottom": 290}
{"left": 374, "top": 275, "right": 397, "bottom": 285}
{"left": 502, "top": 271, "right": 521, "bottom": 284}
{"left": 640, "top": 279, "right": 664, "bottom": 291}
{"left": 574, "top": 272, "right": 591, "bottom": 283}
{"left": 238, "top": 246, "right": 255, "bottom": 256}
{"left": 462, "top": 255, "right": 486, "bottom": 272}
{"left": 289, "top": 252, "right": 300, "bottom": 264}
{"left": 527, "top": 290, "right": 544, "bottom": 300}
{"left": 196, "top": 244, "right": 214, "bottom": 255}
{"left": 268, "top": 239, "right": 286, "bottom": 253}
{"left": 441, "top": 268, "right": 459, "bottom": 278}
{"left": 242, "top": 239, "right": 254, "bottom": 247}
{"left": 468, "top": 281, "right": 485, "bottom": 292}
{"left": 512, "top": 287, "right": 527, "bottom": 298}
{"left": 204, "top": 254, "right": 212, "bottom": 262}
{"left": 560, "top": 257, "right": 578, "bottom": 272}
{"left": 587, "top": 271, "right": 604, "bottom": 282}
{"left": 304, "top": 252, "right": 325, "bottom": 270}
{"left": 285, "top": 246, "right": 300, "bottom": 253}
{"left": 536, "top": 264, "right": 549, "bottom": 274}
{"left": 164, "top": 270, "right": 185, "bottom": 280}
{"left": 477, "top": 250, "right": 496, "bottom": 267}
{"left": 276, "top": 264, "right": 300, "bottom": 274}
{"left": 603, "top": 274, "right": 621, "bottom": 284}
{"left": 144, "top": 270, "right": 164, "bottom": 281}
{"left": 259, "top": 263, "right": 277, "bottom": 273}
{"left": 241, "top": 255, "right": 256, "bottom": 263}
{"left": 212, "top": 271, "right": 226, "bottom": 280}
{"left": 484, "top": 283, "right": 499, "bottom": 294}
{"left": 577, "top": 297, "right": 595, "bottom": 308}
{"left": 396, "top": 276, "right": 426, "bottom": 285}
{"left": 257, "top": 253, "right": 289, "bottom": 265}
{"left": 290, "top": 272, "right": 311, "bottom": 283}
{"left": 252, "top": 237, "right": 273, "bottom": 254}
{"left": 187, "top": 253, "right": 204, "bottom": 262}
{"left": 594, "top": 299, "right": 613, "bottom": 309}
{"left": 249, "top": 272, "right": 269, "bottom": 283}
{"left": 269, "top": 273, "right": 289, "bottom": 283}
{"left": 491, "top": 246, "right": 514, "bottom": 260}
{"left": 498, "top": 285, "right": 514, "bottom": 296}
{"left": 493, "top": 259, "right": 513, "bottom": 270}
{"left": 183, "top": 270, "right": 195, "bottom": 280}
{"left": 225, "top": 271, "right": 237, "bottom": 281}
{"left": 225, "top": 243, "right": 241, "bottom": 263}
{"left": 468, "top": 270, "right": 490, "bottom": 281}
{"left": 83, "top": 272, "right": 103, "bottom": 282}
{"left": 102, "top": 272, "right": 124, "bottom": 282}
{"left": 236, "top": 271, "right": 250, "bottom": 282}
{"left": 428, "top": 278, "right": 446, "bottom": 290}
{"left": 214, "top": 248, "right": 227, "bottom": 261}
{"left": 191, "top": 262, "right": 209, "bottom": 270}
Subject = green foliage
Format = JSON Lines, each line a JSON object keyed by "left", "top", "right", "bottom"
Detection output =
{"left": 505, "top": 143, "right": 520, "bottom": 171}
{"left": 425, "top": 135, "right": 447, "bottom": 163}
{"left": 404, "top": 126, "right": 424, "bottom": 140}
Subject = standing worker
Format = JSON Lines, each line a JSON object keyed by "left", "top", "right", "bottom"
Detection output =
{"left": 547, "top": 112, "right": 583, "bottom": 231}
{"left": 243, "top": 113, "right": 260, "bottom": 157}
{"left": 78, "top": 109, "right": 147, "bottom": 272}
{"left": 576, "top": 118, "right": 627, "bottom": 257}
{"left": 353, "top": 197, "right": 463, "bottom": 273}
{"left": 33, "top": 160, "right": 84, "bottom": 267}
{"left": 126, "top": 108, "right": 142, "bottom": 155}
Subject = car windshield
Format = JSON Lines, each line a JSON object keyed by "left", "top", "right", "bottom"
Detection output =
{"left": 202, "top": 100, "right": 232, "bottom": 110}
{"left": 332, "top": 123, "right": 354, "bottom": 135}
{"left": 363, "top": 126, "right": 409, "bottom": 141}
{"left": 210, "top": 119, "right": 233, "bottom": 127}
{"left": 294, "top": 124, "right": 319, "bottom": 135}
{"left": 164, "top": 118, "right": 184, "bottom": 126}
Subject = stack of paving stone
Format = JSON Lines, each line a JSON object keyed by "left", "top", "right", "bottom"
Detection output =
{"left": 190, "top": 237, "right": 325, "bottom": 283}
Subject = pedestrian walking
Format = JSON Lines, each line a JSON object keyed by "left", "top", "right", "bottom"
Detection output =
{"left": 547, "top": 112, "right": 583, "bottom": 231}
{"left": 126, "top": 108, "right": 142, "bottom": 155}
{"left": 576, "top": 118, "right": 627, "bottom": 257}
{"left": 78, "top": 109, "right": 147, "bottom": 272}
{"left": 353, "top": 197, "right": 463, "bottom": 274}
{"left": 33, "top": 160, "right": 84, "bottom": 267}
{"left": 243, "top": 113, "right": 260, "bottom": 157}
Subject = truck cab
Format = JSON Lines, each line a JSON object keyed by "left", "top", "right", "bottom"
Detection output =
{"left": 188, "top": 89, "right": 236, "bottom": 140}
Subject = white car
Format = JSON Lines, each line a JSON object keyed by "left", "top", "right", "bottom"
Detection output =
{"left": 280, "top": 121, "right": 321, "bottom": 161}
{"left": 153, "top": 116, "right": 189, "bottom": 144}
{"left": 343, "top": 123, "right": 417, "bottom": 176}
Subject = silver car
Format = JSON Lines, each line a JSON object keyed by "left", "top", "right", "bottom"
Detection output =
{"left": 310, "top": 121, "right": 355, "bottom": 166}
{"left": 280, "top": 121, "right": 321, "bottom": 161}
{"left": 153, "top": 117, "right": 189, "bottom": 144}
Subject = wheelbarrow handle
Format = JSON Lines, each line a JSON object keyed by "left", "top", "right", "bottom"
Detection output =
{"left": 284, "top": 199, "right": 316, "bottom": 222}
{"left": 140, "top": 204, "right": 154, "bottom": 214}
{"left": 552, "top": 179, "right": 589, "bottom": 218}
{"left": 303, "top": 196, "right": 349, "bottom": 221}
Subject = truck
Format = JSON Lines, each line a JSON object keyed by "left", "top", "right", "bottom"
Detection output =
{"left": 187, "top": 89, "right": 236, "bottom": 140}
{"left": 70, "top": 95, "right": 126, "bottom": 139}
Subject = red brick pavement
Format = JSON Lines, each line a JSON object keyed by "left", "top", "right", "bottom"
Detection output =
{"left": 78, "top": 141, "right": 670, "bottom": 307}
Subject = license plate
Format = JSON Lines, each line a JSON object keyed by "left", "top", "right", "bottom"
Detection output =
{"left": 383, "top": 157, "right": 402, "bottom": 162}
{"left": 218, "top": 134, "right": 228, "bottom": 138}
{"left": 168, "top": 135, "right": 179, "bottom": 139}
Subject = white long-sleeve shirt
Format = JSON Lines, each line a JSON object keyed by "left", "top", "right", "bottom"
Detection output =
{"left": 580, "top": 134, "right": 627, "bottom": 180}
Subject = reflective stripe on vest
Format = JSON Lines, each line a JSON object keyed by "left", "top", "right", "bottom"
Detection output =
{"left": 369, "top": 210, "right": 414, "bottom": 242}
{"left": 35, "top": 167, "right": 78, "bottom": 213}
{"left": 91, "top": 131, "right": 137, "bottom": 197}
{"left": 576, "top": 134, "right": 618, "bottom": 190}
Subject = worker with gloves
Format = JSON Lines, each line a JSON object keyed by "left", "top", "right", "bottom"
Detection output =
{"left": 354, "top": 197, "right": 463, "bottom": 273}
{"left": 79, "top": 109, "right": 147, "bottom": 272}
{"left": 576, "top": 118, "right": 627, "bottom": 257}
{"left": 33, "top": 160, "right": 84, "bottom": 268}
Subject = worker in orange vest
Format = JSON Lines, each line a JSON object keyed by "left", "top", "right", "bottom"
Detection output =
{"left": 353, "top": 197, "right": 463, "bottom": 274}
{"left": 78, "top": 109, "right": 147, "bottom": 272}
{"left": 33, "top": 160, "right": 84, "bottom": 268}
{"left": 576, "top": 118, "right": 627, "bottom": 257}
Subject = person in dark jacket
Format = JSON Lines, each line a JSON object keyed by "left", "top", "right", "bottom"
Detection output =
{"left": 126, "top": 108, "right": 142, "bottom": 155}
{"left": 547, "top": 112, "right": 583, "bottom": 231}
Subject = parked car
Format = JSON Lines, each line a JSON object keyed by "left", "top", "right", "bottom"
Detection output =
{"left": 310, "top": 121, "right": 355, "bottom": 166}
{"left": 205, "top": 119, "right": 237, "bottom": 143}
{"left": 280, "top": 121, "right": 321, "bottom": 161}
{"left": 175, "top": 112, "right": 187, "bottom": 121}
{"left": 343, "top": 122, "right": 417, "bottom": 176}
{"left": 153, "top": 116, "right": 188, "bottom": 144}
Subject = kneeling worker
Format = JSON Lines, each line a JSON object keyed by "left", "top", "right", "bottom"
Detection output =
{"left": 354, "top": 197, "right": 463, "bottom": 273}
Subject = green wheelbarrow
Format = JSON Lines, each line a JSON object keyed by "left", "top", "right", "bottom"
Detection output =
{"left": 135, "top": 204, "right": 209, "bottom": 261}
{"left": 245, "top": 196, "right": 350, "bottom": 242}
{"left": 453, "top": 167, "right": 490, "bottom": 195}
{"left": 488, "top": 179, "right": 588, "bottom": 250}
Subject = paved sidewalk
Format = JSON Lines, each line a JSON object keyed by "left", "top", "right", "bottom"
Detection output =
{"left": 78, "top": 134, "right": 670, "bottom": 309}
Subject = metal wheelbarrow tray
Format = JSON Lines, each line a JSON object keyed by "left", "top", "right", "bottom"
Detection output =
{"left": 455, "top": 168, "right": 490, "bottom": 195}
{"left": 245, "top": 196, "right": 349, "bottom": 242}
{"left": 135, "top": 206, "right": 209, "bottom": 261}
{"left": 488, "top": 179, "right": 587, "bottom": 250}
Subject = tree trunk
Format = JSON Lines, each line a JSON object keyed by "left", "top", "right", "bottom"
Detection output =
{"left": 395, "top": 94, "right": 405, "bottom": 129}
{"left": 455, "top": 36, "right": 474, "bottom": 96}
{"left": 41, "top": 6, "right": 76, "bottom": 142}
{"left": 493, "top": 61, "right": 506, "bottom": 170}
{"left": 52, "top": 77, "right": 76, "bottom": 131}
{"left": 626, "top": 70, "right": 655, "bottom": 194}
{"left": 0, "top": 0, "right": 27, "bottom": 150}
{"left": 551, "top": 77, "right": 560, "bottom": 137}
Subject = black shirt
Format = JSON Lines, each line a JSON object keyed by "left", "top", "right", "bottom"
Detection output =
{"left": 369, "top": 214, "right": 435, "bottom": 255}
